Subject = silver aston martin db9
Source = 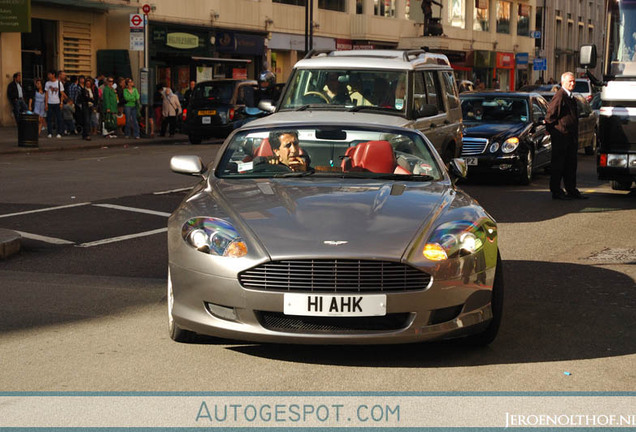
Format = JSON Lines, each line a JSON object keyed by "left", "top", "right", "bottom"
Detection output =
{"left": 168, "top": 120, "right": 503, "bottom": 346}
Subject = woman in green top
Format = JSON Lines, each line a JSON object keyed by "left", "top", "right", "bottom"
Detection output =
{"left": 102, "top": 77, "right": 118, "bottom": 135}
{"left": 123, "top": 78, "right": 140, "bottom": 139}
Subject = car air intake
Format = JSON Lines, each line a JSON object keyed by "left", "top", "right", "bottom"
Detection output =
{"left": 256, "top": 311, "right": 413, "bottom": 333}
{"left": 238, "top": 259, "right": 432, "bottom": 293}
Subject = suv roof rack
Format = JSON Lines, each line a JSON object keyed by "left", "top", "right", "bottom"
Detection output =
{"left": 303, "top": 49, "right": 333, "bottom": 59}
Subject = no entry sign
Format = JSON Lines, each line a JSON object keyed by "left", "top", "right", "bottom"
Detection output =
{"left": 130, "top": 13, "right": 144, "bottom": 29}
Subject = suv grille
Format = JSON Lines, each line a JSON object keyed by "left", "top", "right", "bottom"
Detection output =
{"left": 461, "top": 137, "right": 489, "bottom": 155}
{"left": 239, "top": 260, "right": 431, "bottom": 293}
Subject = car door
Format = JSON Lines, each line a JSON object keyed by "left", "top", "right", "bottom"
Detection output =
{"left": 412, "top": 70, "right": 448, "bottom": 157}
{"left": 532, "top": 97, "right": 552, "bottom": 167}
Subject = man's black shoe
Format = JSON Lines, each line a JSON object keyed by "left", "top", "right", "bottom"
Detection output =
{"left": 567, "top": 192, "right": 589, "bottom": 199}
{"left": 552, "top": 193, "right": 573, "bottom": 200}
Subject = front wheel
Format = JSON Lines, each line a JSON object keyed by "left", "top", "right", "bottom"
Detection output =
{"left": 517, "top": 150, "right": 533, "bottom": 185}
{"left": 462, "top": 251, "right": 504, "bottom": 347}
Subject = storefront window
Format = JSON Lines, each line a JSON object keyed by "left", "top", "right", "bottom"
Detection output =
{"left": 473, "top": 0, "right": 490, "bottom": 31}
{"left": 273, "top": 0, "right": 307, "bottom": 5}
{"left": 449, "top": 0, "right": 465, "bottom": 28}
{"left": 517, "top": 4, "right": 530, "bottom": 36}
{"left": 374, "top": 0, "right": 396, "bottom": 17}
{"left": 496, "top": 0, "right": 511, "bottom": 34}
{"left": 319, "top": 0, "right": 346, "bottom": 12}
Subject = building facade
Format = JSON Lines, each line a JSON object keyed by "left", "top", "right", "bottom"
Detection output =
{"left": 0, "top": 0, "right": 606, "bottom": 126}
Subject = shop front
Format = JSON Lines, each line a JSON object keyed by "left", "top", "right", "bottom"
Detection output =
{"left": 470, "top": 50, "right": 495, "bottom": 89}
{"left": 515, "top": 52, "right": 530, "bottom": 89}
{"left": 269, "top": 33, "right": 335, "bottom": 83}
{"left": 150, "top": 23, "right": 266, "bottom": 97}
{"left": 495, "top": 52, "right": 515, "bottom": 91}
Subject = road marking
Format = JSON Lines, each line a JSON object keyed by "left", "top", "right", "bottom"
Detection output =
{"left": 0, "top": 202, "right": 91, "bottom": 219}
{"left": 76, "top": 228, "right": 167, "bottom": 248}
{"left": 154, "top": 187, "right": 191, "bottom": 195}
{"left": 15, "top": 231, "right": 75, "bottom": 245}
{"left": 93, "top": 203, "right": 171, "bottom": 217}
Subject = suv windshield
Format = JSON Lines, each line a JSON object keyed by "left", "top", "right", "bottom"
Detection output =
{"left": 216, "top": 126, "right": 442, "bottom": 180}
{"left": 461, "top": 96, "right": 529, "bottom": 123}
{"left": 279, "top": 69, "right": 407, "bottom": 112}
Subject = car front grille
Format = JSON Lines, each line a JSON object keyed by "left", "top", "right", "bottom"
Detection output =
{"left": 257, "top": 311, "right": 413, "bottom": 333}
{"left": 238, "top": 260, "right": 431, "bottom": 293}
{"left": 461, "top": 137, "right": 489, "bottom": 155}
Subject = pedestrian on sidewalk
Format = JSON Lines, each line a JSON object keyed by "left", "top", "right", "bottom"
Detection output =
{"left": 44, "top": 70, "right": 68, "bottom": 138}
{"left": 76, "top": 75, "right": 94, "bottom": 141}
{"left": 123, "top": 78, "right": 141, "bottom": 139}
{"left": 153, "top": 84, "right": 164, "bottom": 137}
{"left": 85, "top": 77, "right": 99, "bottom": 136}
{"left": 6, "top": 72, "right": 28, "bottom": 123}
{"left": 161, "top": 87, "right": 181, "bottom": 137}
{"left": 102, "top": 77, "right": 118, "bottom": 137}
{"left": 29, "top": 78, "right": 46, "bottom": 135}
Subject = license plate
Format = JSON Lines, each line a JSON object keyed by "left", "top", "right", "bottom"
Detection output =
{"left": 201, "top": 116, "right": 211, "bottom": 124}
{"left": 198, "top": 110, "right": 216, "bottom": 115}
{"left": 465, "top": 157, "right": 478, "bottom": 166}
{"left": 284, "top": 293, "right": 387, "bottom": 317}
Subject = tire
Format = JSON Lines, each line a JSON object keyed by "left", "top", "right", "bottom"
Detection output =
{"left": 463, "top": 251, "right": 504, "bottom": 347}
{"left": 518, "top": 150, "right": 533, "bottom": 185}
{"left": 168, "top": 268, "right": 197, "bottom": 343}
{"left": 610, "top": 180, "right": 633, "bottom": 191}
{"left": 585, "top": 130, "right": 597, "bottom": 155}
{"left": 188, "top": 134, "right": 202, "bottom": 145}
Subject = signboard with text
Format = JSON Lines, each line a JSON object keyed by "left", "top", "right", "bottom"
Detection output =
{"left": 130, "top": 13, "right": 145, "bottom": 51}
{"left": 533, "top": 57, "right": 547, "bottom": 71}
{"left": 0, "top": 0, "right": 31, "bottom": 33}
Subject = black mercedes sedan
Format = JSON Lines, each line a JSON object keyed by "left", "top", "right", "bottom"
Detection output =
{"left": 182, "top": 79, "right": 260, "bottom": 144}
{"left": 460, "top": 91, "right": 552, "bottom": 184}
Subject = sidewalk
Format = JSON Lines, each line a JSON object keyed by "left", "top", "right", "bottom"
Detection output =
{"left": 0, "top": 126, "right": 187, "bottom": 155}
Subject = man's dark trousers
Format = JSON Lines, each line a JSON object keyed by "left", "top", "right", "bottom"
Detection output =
{"left": 550, "top": 132, "right": 578, "bottom": 195}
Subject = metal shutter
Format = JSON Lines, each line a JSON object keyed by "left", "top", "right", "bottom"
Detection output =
{"left": 61, "top": 21, "right": 92, "bottom": 76}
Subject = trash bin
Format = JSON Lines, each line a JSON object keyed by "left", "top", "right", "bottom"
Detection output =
{"left": 18, "top": 113, "right": 39, "bottom": 147}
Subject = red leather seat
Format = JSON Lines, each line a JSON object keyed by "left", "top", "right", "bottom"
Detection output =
{"left": 341, "top": 140, "right": 410, "bottom": 174}
{"left": 253, "top": 138, "right": 273, "bottom": 157}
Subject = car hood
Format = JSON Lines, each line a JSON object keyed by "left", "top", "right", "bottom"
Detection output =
{"left": 207, "top": 178, "right": 451, "bottom": 260}
{"left": 463, "top": 122, "right": 526, "bottom": 140}
{"left": 245, "top": 110, "right": 411, "bottom": 129}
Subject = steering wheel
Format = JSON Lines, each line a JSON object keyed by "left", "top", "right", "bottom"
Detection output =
{"left": 303, "top": 91, "right": 330, "bottom": 104}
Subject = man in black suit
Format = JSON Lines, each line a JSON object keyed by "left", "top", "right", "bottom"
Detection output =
{"left": 545, "top": 72, "right": 588, "bottom": 200}
{"left": 7, "top": 72, "right": 28, "bottom": 123}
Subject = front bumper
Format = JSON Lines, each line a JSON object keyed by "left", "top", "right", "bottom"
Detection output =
{"left": 463, "top": 154, "right": 524, "bottom": 177}
{"left": 168, "top": 254, "right": 497, "bottom": 345}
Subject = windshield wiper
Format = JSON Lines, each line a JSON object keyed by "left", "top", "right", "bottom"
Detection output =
{"left": 374, "top": 174, "right": 435, "bottom": 181}
{"left": 347, "top": 106, "right": 388, "bottom": 112}
{"left": 274, "top": 169, "right": 316, "bottom": 178}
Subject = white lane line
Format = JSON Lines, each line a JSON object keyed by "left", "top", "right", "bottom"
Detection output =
{"left": 154, "top": 187, "right": 191, "bottom": 195}
{"left": 93, "top": 203, "right": 171, "bottom": 217}
{"left": 0, "top": 202, "right": 91, "bottom": 219}
{"left": 76, "top": 228, "right": 167, "bottom": 248}
{"left": 15, "top": 231, "right": 75, "bottom": 245}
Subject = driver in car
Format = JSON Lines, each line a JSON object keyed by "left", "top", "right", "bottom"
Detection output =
{"left": 269, "top": 129, "right": 309, "bottom": 172}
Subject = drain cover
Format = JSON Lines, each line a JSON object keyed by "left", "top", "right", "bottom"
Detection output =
{"left": 588, "top": 248, "right": 636, "bottom": 264}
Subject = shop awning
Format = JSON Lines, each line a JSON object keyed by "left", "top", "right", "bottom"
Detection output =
{"left": 191, "top": 56, "right": 252, "bottom": 64}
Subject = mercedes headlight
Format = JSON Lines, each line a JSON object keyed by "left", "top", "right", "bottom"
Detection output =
{"left": 182, "top": 217, "right": 248, "bottom": 257}
{"left": 501, "top": 137, "right": 519, "bottom": 153}
{"left": 423, "top": 220, "right": 496, "bottom": 261}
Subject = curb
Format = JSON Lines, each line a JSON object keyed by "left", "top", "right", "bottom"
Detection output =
{"left": 0, "top": 229, "right": 21, "bottom": 259}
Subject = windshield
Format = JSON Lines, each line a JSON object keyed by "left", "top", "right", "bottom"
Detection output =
{"left": 193, "top": 82, "right": 235, "bottom": 104}
{"left": 279, "top": 69, "right": 407, "bottom": 112}
{"left": 608, "top": 0, "right": 636, "bottom": 76}
{"left": 461, "top": 96, "right": 529, "bottom": 123}
{"left": 216, "top": 126, "right": 443, "bottom": 180}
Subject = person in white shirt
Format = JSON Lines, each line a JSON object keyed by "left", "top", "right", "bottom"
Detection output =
{"left": 44, "top": 70, "right": 68, "bottom": 138}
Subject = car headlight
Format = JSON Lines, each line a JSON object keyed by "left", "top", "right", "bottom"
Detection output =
{"left": 182, "top": 217, "right": 248, "bottom": 258}
{"left": 489, "top": 142, "right": 500, "bottom": 153}
{"left": 423, "top": 220, "right": 495, "bottom": 261}
{"left": 501, "top": 137, "right": 519, "bottom": 153}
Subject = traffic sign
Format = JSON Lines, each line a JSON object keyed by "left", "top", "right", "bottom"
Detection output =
{"left": 530, "top": 30, "right": 542, "bottom": 39}
{"left": 142, "top": 4, "right": 151, "bottom": 14}
{"left": 130, "top": 13, "right": 144, "bottom": 29}
{"left": 533, "top": 58, "right": 547, "bottom": 71}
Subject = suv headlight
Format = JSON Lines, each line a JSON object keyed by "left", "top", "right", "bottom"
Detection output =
{"left": 501, "top": 137, "right": 519, "bottom": 153}
{"left": 182, "top": 217, "right": 248, "bottom": 257}
{"left": 423, "top": 220, "right": 496, "bottom": 261}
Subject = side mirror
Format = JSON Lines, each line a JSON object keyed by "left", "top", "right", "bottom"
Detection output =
{"left": 257, "top": 99, "right": 276, "bottom": 113}
{"left": 449, "top": 158, "right": 468, "bottom": 179}
{"left": 170, "top": 155, "right": 206, "bottom": 176}
{"left": 580, "top": 44, "right": 597, "bottom": 69}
